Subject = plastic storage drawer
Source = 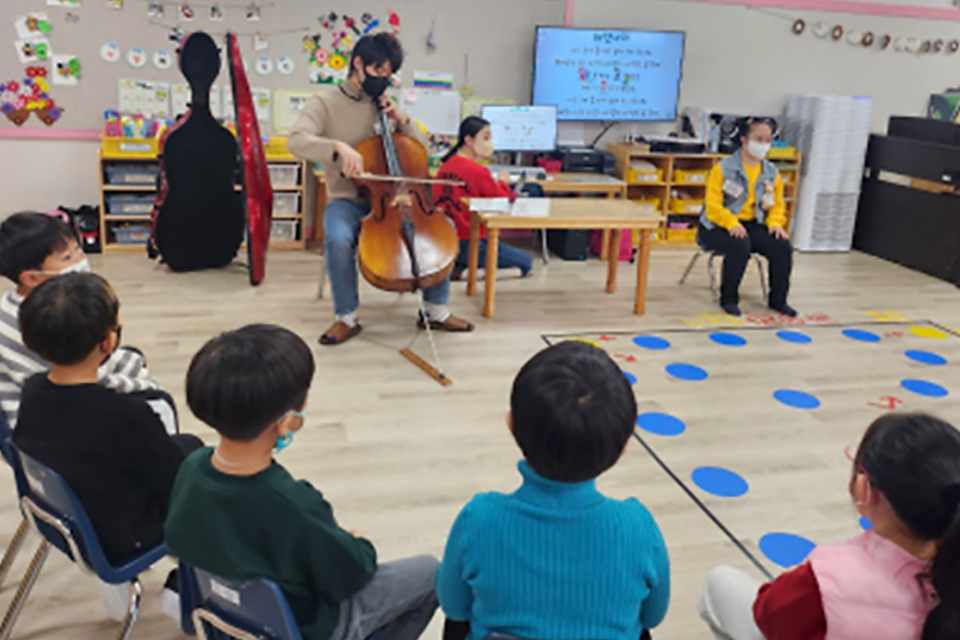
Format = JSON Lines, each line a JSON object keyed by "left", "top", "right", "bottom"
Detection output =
{"left": 105, "top": 165, "right": 160, "bottom": 186}
{"left": 268, "top": 164, "right": 300, "bottom": 187}
{"left": 270, "top": 220, "right": 298, "bottom": 242}
{"left": 114, "top": 225, "right": 151, "bottom": 244}
{"left": 272, "top": 192, "right": 300, "bottom": 215}
{"left": 105, "top": 195, "right": 154, "bottom": 216}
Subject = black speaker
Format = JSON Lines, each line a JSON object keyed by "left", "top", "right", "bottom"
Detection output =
{"left": 547, "top": 229, "right": 590, "bottom": 261}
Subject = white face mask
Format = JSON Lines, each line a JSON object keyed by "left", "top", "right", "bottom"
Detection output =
{"left": 473, "top": 138, "right": 495, "bottom": 159}
{"left": 37, "top": 257, "right": 91, "bottom": 276}
{"left": 746, "top": 140, "right": 771, "bottom": 160}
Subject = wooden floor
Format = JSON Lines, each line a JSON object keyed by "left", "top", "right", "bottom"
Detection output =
{"left": 0, "top": 246, "right": 958, "bottom": 640}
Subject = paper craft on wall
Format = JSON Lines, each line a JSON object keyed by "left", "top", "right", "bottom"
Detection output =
{"left": 255, "top": 56, "right": 273, "bottom": 76}
{"left": 147, "top": 2, "right": 163, "bottom": 18}
{"left": 210, "top": 4, "right": 223, "bottom": 21}
{"left": 118, "top": 78, "right": 171, "bottom": 116}
{"left": 2, "top": 67, "right": 63, "bottom": 126}
{"left": 107, "top": 0, "right": 123, "bottom": 9}
{"left": 15, "top": 39, "right": 51, "bottom": 65}
{"left": 100, "top": 42, "right": 121, "bottom": 63}
{"left": 277, "top": 56, "right": 295, "bottom": 75}
{"left": 127, "top": 47, "right": 147, "bottom": 68}
{"left": 246, "top": 3, "right": 261, "bottom": 21}
{"left": 222, "top": 85, "right": 271, "bottom": 121}
{"left": 47, "top": 0, "right": 80, "bottom": 7}
{"left": 254, "top": 34, "right": 268, "bottom": 51}
{"left": 401, "top": 88, "right": 461, "bottom": 135}
{"left": 273, "top": 89, "right": 315, "bottom": 134}
{"left": 154, "top": 49, "right": 174, "bottom": 70}
{"left": 52, "top": 55, "right": 81, "bottom": 86}
{"left": 15, "top": 14, "right": 53, "bottom": 39}
{"left": 179, "top": 3, "right": 195, "bottom": 21}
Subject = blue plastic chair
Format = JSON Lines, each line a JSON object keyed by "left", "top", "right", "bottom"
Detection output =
{"left": 3, "top": 446, "right": 168, "bottom": 640}
{"left": 0, "top": 410, "right": 33, "bottom": 592}
{"left": 180, "top": 563, "right": 386, "bottom": 640}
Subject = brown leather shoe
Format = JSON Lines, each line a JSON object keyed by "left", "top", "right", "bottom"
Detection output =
{"left": 319, "top": 321, "right": 363, "bottom": 345}
{"left": 417, "top": 314, "right": 475, "bottom": 332}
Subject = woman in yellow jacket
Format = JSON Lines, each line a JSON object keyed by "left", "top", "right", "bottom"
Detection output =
{"left": 699, "top": 117, "right": 795, "bottom": 318}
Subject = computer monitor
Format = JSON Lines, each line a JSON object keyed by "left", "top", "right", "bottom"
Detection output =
{"left": 480, "top": 105, "right": 558, "bottom": 152}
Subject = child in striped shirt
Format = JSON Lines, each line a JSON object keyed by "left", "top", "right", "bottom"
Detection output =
{"left": 0, "top": 212, "right": 169, "bottom": 430}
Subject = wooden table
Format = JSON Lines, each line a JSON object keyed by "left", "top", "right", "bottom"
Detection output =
{"left": 466, "top": 199, "right": 662, "bottom": 318}
{"left": 531, "top": 173, "right": 627, "bottom": 260}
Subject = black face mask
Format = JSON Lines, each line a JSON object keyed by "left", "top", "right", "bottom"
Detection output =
{"left": 361, "top": 75, "right": 390, "bottom": 101}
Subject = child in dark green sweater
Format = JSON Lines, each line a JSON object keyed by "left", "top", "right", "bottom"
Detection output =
{"left": 164, "top": 324, "right": 438, "bottom": 640}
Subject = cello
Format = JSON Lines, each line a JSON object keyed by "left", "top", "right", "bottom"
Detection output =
{"left": 353, "top": 100, "right": 461, "bottom": 383}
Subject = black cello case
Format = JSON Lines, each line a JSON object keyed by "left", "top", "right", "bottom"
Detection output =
{"left": 150, "top": 32, "right": 244, "bottom": 272}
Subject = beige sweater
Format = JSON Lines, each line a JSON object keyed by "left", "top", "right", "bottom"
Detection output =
{"left": 287, "top": 83, "right": 429, "bottom": 203}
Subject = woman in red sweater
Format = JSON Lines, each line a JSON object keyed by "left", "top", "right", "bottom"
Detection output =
{"left": 433, "top": 117, "right": 533, "bottom": 280}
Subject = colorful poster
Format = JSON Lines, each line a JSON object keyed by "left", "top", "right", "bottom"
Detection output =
{"left": 14, "top": 14, "right": 53, "bottom": 39}
{"left": 52, "top": 54, "right": 81, "bottom": 86}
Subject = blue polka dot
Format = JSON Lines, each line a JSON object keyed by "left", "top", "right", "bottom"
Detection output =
{"left": 759, "top": 532, "right": 817, "bottom": 568}
{"left": 905, "top": 350, "right": 947, "bottom": 366}
{"left": 636, "top": 412, "right": 686, "bottom": 437}
{"left": 623, "top": 371, "right": 637, "bottom": 385}
{"left": 665, "top": 363, "right": 708, "bottom": 381}
{"left": 859, "top": 516, "right": 872, "bottom": 531}
{"left": 777, "top": 330, "right": 812, "bottom": 344}
{"left": 900, "top": 379, "right": 949, "bottom": 398}
{"left": 774, "top": 389, "right": 821, "bottom": 409}
{"left": 710, "top": 332, "right": 747, "bottom": 347}
{"left": 691, "top": 466, "right": 749, "bottom": 498}
{"left": 843, "top": 329, "right": 880, "bottom": 343}
{"left": 633, "top": 335, "right": 671, "bottom": 350}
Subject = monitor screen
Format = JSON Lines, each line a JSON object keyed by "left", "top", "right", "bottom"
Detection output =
{"left": 533, "top": 27, "right": 686, "bottom": 122}
{"left": 480, "top": 105, "right": 558, "bottom": 152}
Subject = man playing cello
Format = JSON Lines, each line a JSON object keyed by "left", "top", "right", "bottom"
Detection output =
{"left": 289, "top": 33, "right": 474, "bottom": 346}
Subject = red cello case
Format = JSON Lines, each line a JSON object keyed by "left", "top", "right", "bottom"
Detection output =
{"left": 226, "top": 32, "right": 273, "bottom": 285}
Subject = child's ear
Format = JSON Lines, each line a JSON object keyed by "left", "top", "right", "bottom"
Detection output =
{"left": 506, "top": 411, "right": 513, "bottom": 434}
{"left": 19, "top": 270, "right": 42, "bottom": 291}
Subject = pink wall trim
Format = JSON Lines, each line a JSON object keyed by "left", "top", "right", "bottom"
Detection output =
{"left": 671, "top": 0, "right": 960, "bottom": 21}
{"left": 0, "top": 128, "right": 100, "bottom": 141}
{"left": 565, "top": 0, "right": 574, "bottom": 26}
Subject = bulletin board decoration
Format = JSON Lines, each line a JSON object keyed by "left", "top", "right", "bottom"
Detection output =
{"left": 677, "top": 0, "right": 960, "bottom": 22}
{"left": 273, "top": 89, "right": 315, "bottom": 134}
{"left": 1, "top": 68, "right": 63, "bottom": 126}
{"left": 302, "top": 9, "right": 402, "bottom": 86}
{"left": 781, "top": 9, "right": 960, "bottom": 55}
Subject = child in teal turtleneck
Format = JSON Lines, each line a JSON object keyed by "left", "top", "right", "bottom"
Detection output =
{"left": 436, "top": 341, "right": 671, "bottom": 640}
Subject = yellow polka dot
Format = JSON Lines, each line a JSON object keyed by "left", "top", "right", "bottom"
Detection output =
{"left": 566, "top": 338, "right": 602, "bottom": 349}
{"left": 910, "top": 326, "right": 949, "bottom": 340}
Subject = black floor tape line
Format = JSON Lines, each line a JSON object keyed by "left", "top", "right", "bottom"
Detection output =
{"left": 632, "top": 430, "right": 774, "bottom": 581}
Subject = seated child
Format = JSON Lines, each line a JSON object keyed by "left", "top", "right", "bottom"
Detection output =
{"left": 699, "top": 412, "right": 960, "bottom": 640}
{"left": 165, "top": 324, "right": 439, "bottom": 640}
{"left": 0, "top": 212, "right": 169, "bottom": 430}
{"left": 12, "top": 272, "right": 202, "bottom": 565}
{"left": 434, "top": 116, "right": 533, "bottom": 280}
{"left": 435, "top": 340, "right": 671, "bottom": 640}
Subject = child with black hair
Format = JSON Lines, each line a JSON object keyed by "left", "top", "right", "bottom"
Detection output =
{"left": 12, "top": 272, "right": 202, "bottom": 619}
{"left": 0, "top": 212, "right": 166, "bottom": 428}
{"left": 433, "top": 116, "right": 533, "bottom": 280}
{"left": 699, "top": 412, "right": 960, "bottom": 640}
{"left": 435, "top": 341, "right": 671, "bottom": 640}
{"left": 164, "top": 324, "right": 439, "bottom": 640}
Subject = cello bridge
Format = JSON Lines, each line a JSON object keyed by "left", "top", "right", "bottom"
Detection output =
{"left": 391, "top": 194, "right": 413, "bottom": 208}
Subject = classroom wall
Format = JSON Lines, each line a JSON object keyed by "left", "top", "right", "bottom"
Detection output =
{"left": 0, "top": 0, "right": 563, "bottom": 213}
{"left": 574, "top": 0, "right": 960, "bottom": 146}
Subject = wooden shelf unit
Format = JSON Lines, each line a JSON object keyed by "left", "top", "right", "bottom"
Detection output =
{"left": 607, "top": 143, "right": 802, "bottom": 247}
{"left": 97, "top": 148, "right": 308, "bottom": 254}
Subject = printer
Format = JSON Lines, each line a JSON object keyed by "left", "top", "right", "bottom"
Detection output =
{"left": 546, "top": 147, "right": 616, "bottom": 175}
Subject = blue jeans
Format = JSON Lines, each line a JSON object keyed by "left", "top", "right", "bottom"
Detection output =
{"left": 456, "top": 239, "right": 533, "bottom": 274}
{"left": 324, "top": 199, "right": 450, "bottom": 316}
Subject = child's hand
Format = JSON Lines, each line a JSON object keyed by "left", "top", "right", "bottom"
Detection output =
{"left": 349, "top": 529, "right": 364, "bottom": 538}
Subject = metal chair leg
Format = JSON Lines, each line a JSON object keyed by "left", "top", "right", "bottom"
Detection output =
{"left": 678, "top": 250, "right": 705, "bottom": 285}
{"left": 707, "top": 253, "right": 719, "bottom": 302}
{"left": 539, "top": 229, "right": 548, "bottom": 264}
{"left": 0, "top": 518, "right": 29, "bottom": 588}
{"left": 0, "top": 539, "right": 50, "bottom": 640}
{"left": 754, "top": 254, "right": 769, "bottom": 302}
{"left": 115, "top": 579, "right": 143, "bottom": 640}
